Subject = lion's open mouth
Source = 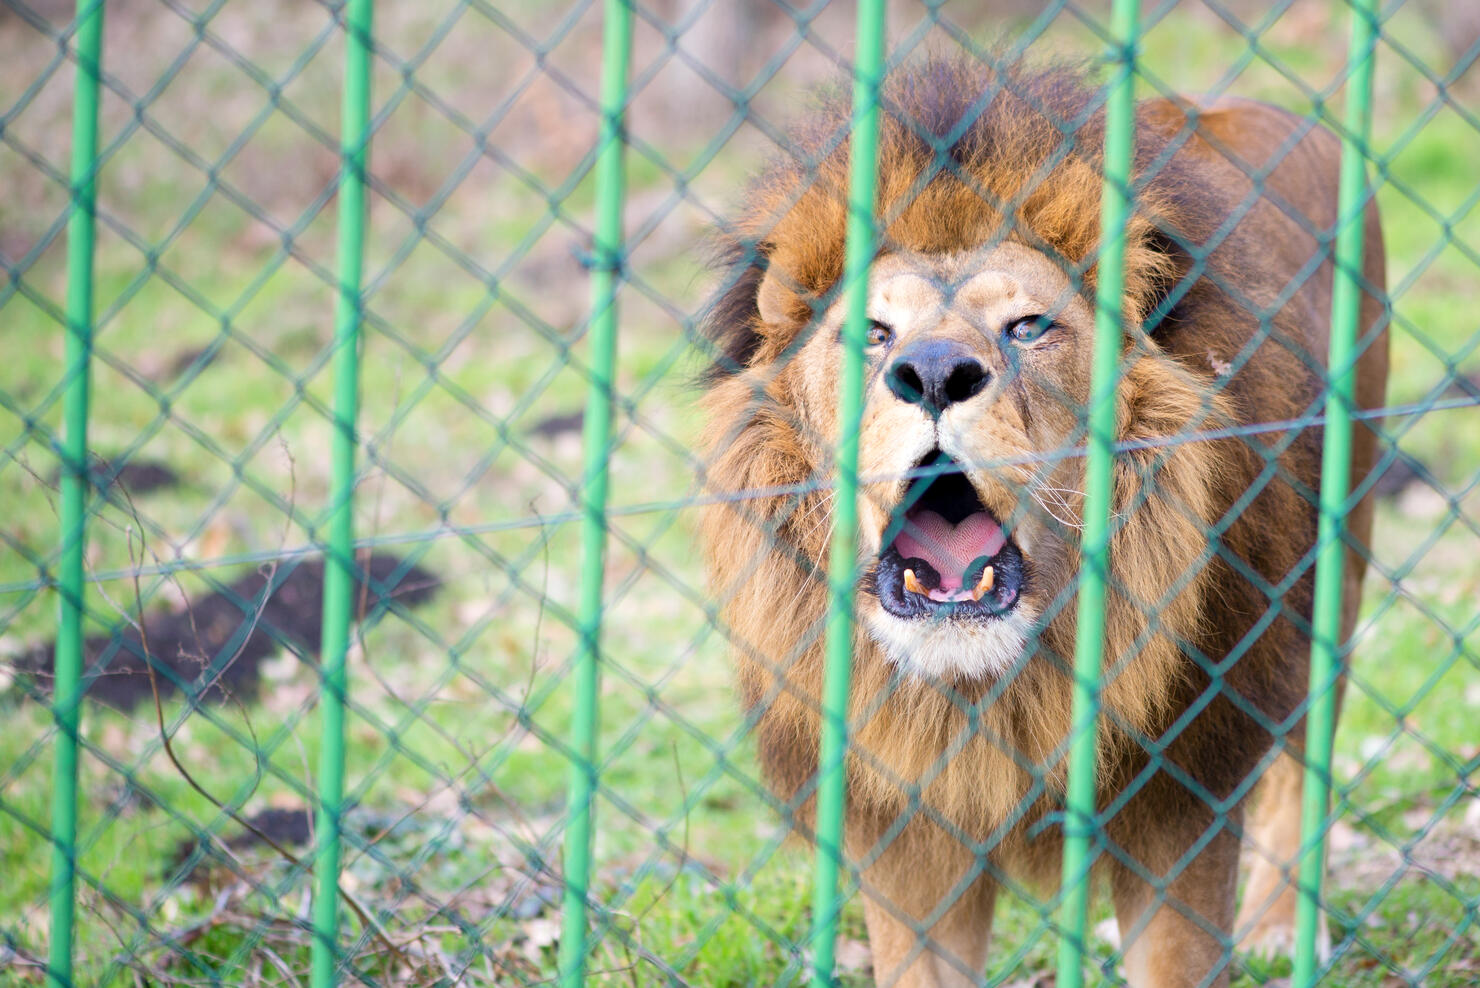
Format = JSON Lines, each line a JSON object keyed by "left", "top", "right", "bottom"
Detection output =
{"left": 871, "top": 451, "right": 1024, "bottom": 619}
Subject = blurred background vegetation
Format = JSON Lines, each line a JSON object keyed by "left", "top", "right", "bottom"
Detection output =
{"left": 1, "top": 0, "right": 1477, "bottom": 983}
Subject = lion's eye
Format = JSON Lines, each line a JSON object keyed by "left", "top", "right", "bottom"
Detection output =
{"left": 865, "top": 320, "right": 894, "bottom": 347}
{"left": 1008, "top": 315, "right": 1054, "bottom": 342}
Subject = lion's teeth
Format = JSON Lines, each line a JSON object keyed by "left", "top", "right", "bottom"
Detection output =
{"left": 903, "top": 569, "right": 928, "bottom": 596}
{"left": 971, "top": 566, "right": 995, "bottom": 601}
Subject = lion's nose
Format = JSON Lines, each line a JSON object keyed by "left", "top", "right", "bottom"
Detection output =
{"left": 885, "top": 340, "right": 990, "bottom": 417}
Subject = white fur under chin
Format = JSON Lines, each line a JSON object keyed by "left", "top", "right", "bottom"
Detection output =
{"left": 863, "top": 604, "right": 1036, "bottom": 681}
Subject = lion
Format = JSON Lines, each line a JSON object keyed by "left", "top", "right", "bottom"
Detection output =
{"left": 698, "top": 58, "right": 1387, "bottom": 988}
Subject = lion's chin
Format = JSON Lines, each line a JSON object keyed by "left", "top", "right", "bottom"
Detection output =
{"left": 862, "top": 602, "right": 1037, "bottom": 682}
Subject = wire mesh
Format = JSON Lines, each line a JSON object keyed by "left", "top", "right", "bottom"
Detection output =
{"left": 2, "top": 1, "right": 1478, "bottom": 986}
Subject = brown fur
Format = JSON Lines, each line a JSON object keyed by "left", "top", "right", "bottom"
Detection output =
{"left": 700, "top": 58, "right": 1387, "bottom": 987}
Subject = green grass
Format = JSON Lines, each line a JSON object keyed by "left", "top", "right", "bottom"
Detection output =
{"left": 2, "top": 1, "right": 1478, "bottom": 984}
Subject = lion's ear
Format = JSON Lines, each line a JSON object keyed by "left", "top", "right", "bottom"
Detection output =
{"left": 700, "top": 242, "right": 824, "bottom": 380}
{"left": 699, "top": 247, "right": 767, "bottom": 380}
{"left": 756, "top": 263, "right": 809, "bottom": 328}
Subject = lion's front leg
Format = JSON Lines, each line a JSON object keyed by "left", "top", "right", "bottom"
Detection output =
{"left": 850, "top": 812, "right": 996, "bottom": 988}
{"left": 1235, "top": 747, "right": 1331, "bottom": 959}
{"left": 1109, "top": 806, "right": 1241, "bottom": 988}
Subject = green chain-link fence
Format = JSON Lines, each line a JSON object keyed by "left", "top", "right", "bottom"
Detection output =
{"left": 2, "top": 1, "right": 1478, "bottom": 985}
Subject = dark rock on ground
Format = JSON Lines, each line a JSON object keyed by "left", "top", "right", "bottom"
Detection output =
{"left": 11, "top": 552, "right": 440, "bottom": 710}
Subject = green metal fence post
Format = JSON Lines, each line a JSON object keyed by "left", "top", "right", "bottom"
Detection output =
{"left": 808, "top": 2, "right": 885, "bottom": 985}
{"left": 47, "top": 2, "right": 105, "bottom": 985}
{"left": 311, "top": 0, "right": 373, "bottom": 984}
{"left": 1294, "top": 0, "right": 1378, "bottom": 983}
{"left": 556, "top": 1, "right": 632, "bottom": 984}
{"left": 1055, "top": 1, "right": 1138, "bottom": 984}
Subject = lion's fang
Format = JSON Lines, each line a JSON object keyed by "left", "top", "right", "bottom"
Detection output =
{"left": 903, "top": 569, "right": 928, "bottom": 596}
{"left": 970, "top": 566, "right": 995, "bottom": 601}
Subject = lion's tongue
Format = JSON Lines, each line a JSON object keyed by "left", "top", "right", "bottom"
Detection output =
{"left": 893, "top": 509, "right": 1006, "bottom": 591}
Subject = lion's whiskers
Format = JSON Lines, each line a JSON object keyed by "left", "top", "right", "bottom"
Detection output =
{"left": 792, "top": 491, "right": 837, "bottom": 548}
{"left": 1028, "top": 482, "right": 1085, "bottom": 531}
